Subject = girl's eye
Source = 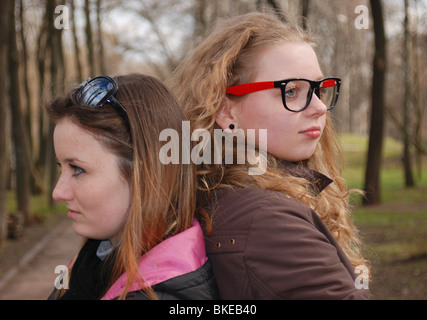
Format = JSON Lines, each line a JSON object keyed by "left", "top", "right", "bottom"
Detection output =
{"left": 70, "top": 164, "right": 85, "bottom": 176}
{"left": 285, "top": 87, "right": 298, "bottom": 99}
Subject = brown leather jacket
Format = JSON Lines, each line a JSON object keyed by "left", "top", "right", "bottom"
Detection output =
{"left": 204, "top": 163, "right": 370, "bottom": 300}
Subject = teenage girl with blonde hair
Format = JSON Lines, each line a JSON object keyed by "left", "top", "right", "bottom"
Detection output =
{"left": 47, "top": 74, "right": 219, "bottom": 299}
{"left": 167, "top": 12, "right": 370, "bottom": 299}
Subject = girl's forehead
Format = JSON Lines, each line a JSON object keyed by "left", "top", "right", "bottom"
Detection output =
{"left": 54, "top": 118, "right": 114, "bottom": 165}
{"left": 253, "top": 42, "right": 322, "bottom": 81}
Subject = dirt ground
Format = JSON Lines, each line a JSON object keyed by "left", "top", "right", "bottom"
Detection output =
{"left": 359, "top": 224, "right": 427, "bottom": 300}
{"left": 0, "top": 218, "right": 80, "bottom": 300}
{"left": 0, "top": 214, "right": 67, "bottom": 279}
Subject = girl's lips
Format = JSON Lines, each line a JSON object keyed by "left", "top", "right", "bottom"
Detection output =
{"left": 300, "top": 126, "right": 321, "bottom": 138}
{"left": 67, "top": 209, "right": 81, "bottom": 219}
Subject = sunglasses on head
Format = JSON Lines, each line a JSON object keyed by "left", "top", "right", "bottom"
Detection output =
{"left": 73, "top": 76, "right": 128, "bottom": 122}
{"left": 226, "top": 77, "right": 341, "bottom": 112}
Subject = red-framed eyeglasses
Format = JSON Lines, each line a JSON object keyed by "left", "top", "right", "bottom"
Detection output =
{"left": 226, "top": 77, "right": 341, "bottom": 112}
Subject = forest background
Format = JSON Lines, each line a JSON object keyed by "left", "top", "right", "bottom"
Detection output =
{"left": 0, "top": 0, "right": 426, "bottom": 299}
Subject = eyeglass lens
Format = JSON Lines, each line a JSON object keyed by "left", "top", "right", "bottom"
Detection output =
{"left": 283, "top": 79, "right": 338, "bottom": 111}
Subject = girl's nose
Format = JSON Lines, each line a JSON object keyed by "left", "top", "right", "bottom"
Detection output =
{"left": 52, "top": 174, "right": 73, "bottom": 202}
{"left": 306, "top": 94, "right": 327, "bottom": 117}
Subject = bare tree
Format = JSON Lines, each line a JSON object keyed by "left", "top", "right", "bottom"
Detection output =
{"left": 85, "top": 0, "right": 96, "bottom": 76}
{"left": 8, "top": 1, "right": 32, "bottom": 225}
{"left": 96, "top": 0, "right": 106, "bottom": 74}
{"left": 33, "top": 0, "right": 66, "bottom": 206}
{"left": 0, "top": 0, "right": 12, "bottom": 244}
{"left": 18, "top": 0, "right": 33, "bottom": 154}
{"left": 411, "top": 0, "right": 426, "bottom": 180}
{"left": 70, "top": 0, "right": 83, "bottom": 81}
{"left": 402, "top": 0, "right": 415, "bottom": 187}
{"left": 363, "top": 0, "right": 387, "bottom": 205}
{"left": 46, "top": 0, "right": 67, "bottom": 206}
{"left": 36, "top": 1, "right": 50, "bottom": 195}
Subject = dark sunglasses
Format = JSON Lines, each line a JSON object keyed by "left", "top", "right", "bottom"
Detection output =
{"left": 73, "top": 76, "right": 128, "bottom": 121}
{"left": 226, "top": 77, "right": 341, "bottom": 112}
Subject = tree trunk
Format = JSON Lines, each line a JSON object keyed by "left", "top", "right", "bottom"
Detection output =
{"left": 7, "top": 1, "right": 32, "bottom": 225}
{"left": 19, "top": 0, "right": 33, "bottom": 155}
{"left": 47, "top": 0, "right": 66, "bottom": 207}
{"left": 96, "top": 0, "right": 105, "bottom": 74}
{"left": 85, "top": 0, "right": 96, "bottom": 76}
{"left": 0, "top": 0, "right": 12, "bottom": 244}
{"left": 363, "top": 0, "right": 387, "bottom": 205}
{"left": 36, "top": 2, "right": 49, "bottom": 195}
{"left": 411, "top": 0, "right": 424, "bottom": 180}
{"left": 70, "top": 0, "right": 83, "bottom": 81}
{"left": 402, "top": 0, "right": 415, "bottom": 187}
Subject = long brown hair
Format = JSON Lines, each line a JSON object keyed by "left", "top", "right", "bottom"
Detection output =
{"left": 47, "top": 73, "right": 197, "bottom": 299}
{"left": 167, "top": 12, "right": 367, "bottom": 268}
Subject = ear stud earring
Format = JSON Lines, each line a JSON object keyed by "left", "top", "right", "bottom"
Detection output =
{"left": 224, "top": 123, "right": 236, "bottom": 134}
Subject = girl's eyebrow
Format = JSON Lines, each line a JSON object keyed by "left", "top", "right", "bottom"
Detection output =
{"left": 58, "top": 157, "right": 88, "bottom": 165}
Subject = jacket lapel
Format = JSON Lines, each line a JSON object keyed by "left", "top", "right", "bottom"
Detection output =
{"left": 277, "top": 160, "right": 333, "bottom": 195}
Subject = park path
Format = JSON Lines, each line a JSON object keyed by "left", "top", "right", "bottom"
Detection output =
{"left": 0, "top": 220, "right": 81, "bottom": 300}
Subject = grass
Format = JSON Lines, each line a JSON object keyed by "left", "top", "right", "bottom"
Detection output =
{"left": 340, "top": 134, "right": 427, "bottom": 299}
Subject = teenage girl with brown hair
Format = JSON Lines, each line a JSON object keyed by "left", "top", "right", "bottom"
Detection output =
{"left": 47, "top": 74, "right": 219, "bottom": 299}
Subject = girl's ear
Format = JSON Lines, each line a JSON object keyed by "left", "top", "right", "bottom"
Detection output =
{"left": 216, "top": 97, "right": 238, "bottom": 132}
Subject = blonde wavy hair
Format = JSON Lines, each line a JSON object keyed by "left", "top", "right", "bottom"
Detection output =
{"left": 167, "top": 12, "right": 367, "bottom": 268}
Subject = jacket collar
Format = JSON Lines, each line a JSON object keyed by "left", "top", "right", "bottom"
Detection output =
{"left": 101, "top": 219, "right": 207, "bottom": 300}
{"left": 277, "top": 160, "right": 333, "bottom": 195}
